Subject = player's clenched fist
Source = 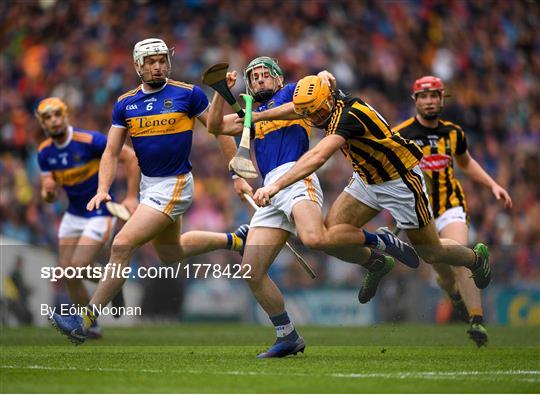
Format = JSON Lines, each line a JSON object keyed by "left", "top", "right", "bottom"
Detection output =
{"left": 41, "top": 177, "right": 57, "bottom": 203}
{"left": 87, "top": 192, "right": 111, "bottom": 211}
{"left": 226, "top": 71, "right": 237, "bottom": 89}
{"left": 253, "top": 184, "right": 280, "bottom": 207}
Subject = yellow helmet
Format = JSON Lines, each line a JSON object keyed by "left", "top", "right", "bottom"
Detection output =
{"left": 293, "top": 75, "right": 332, "bottom": 116}
{"left": 36, "top": 97, "right": 68, "bottom": 120}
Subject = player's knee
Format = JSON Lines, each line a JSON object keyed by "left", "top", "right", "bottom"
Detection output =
{"left": 111, "top": 234, "right": 137, "bottom": 258}
{"left": 242, "top": 263, "right": 263, "bottom": 285}
{"left": 113, "top": 231, "right": 139, "bottom": 248}
{"left": 299, "top": 232, "right": 327, "bottom": 251}
{"left": 113, "top": 232, "right": 128, "bottom": 247}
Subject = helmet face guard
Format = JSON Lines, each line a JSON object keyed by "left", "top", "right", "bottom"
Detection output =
{"left": 243, "top": 56, "right": 283, "bottom": 102}
{"left": 293, "top": 75, "right": 334, "bottom": 127}
{"left": 133, "top": 38, "right": 174, "bottom": 88}
{"left": 35, "top": 97, "right": 69, "bottom": 137}
{"left": 302, "top": 100, "right": 335, "bottom": 127}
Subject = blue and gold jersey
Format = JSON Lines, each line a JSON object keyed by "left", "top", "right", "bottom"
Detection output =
{"left": 112, "top": 80, "right": 209, "bottom": 177}
{"left": 37, "top": 127, "right": 110, "bottom": 218}
{"left": 253, "top": 83, "right": 310, "bottom": 179}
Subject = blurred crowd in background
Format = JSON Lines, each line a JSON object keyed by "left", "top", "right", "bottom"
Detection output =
{"left": 1, "top": 0, "right": 538, "bottom": 302}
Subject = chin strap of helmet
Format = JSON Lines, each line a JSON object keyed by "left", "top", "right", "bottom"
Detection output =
{"left": 243, "top": 56, "right": 284, "bottom": 102}
{"left": 145, "top": 79, "right": 167, "bottom": 89}
{"left": 253, "top": 89, "right": 275, "bottom": 103}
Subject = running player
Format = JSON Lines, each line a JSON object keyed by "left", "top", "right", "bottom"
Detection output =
{"left": 393, "top": 76, "right": 512, "bottom": 346}
{"left": 36, "top": 97, "right": 139, "bottom": 338}
{"left": 208, "top": 58, "right": 418, "bottom": 358}
{"left": 49, "top": 38, "right": 249, "bottom": 344}
{"left": 252, "top": 75, "right": 492, "bottom": 301}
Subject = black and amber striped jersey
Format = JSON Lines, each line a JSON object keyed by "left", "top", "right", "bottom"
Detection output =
{"left": 324, "top": 93, "right": 423, "bottom": 185}
{"left": 393, "top": 117, "right": 468, "bottom": 218}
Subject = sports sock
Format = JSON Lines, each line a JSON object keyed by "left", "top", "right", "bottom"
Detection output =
{"left": 226, "top": 232, "right": 243, "bottom": 251}
{"left": 270, "top": 311, "right": 299, "bottom": 343}
{"left": 81, "top": 304, "right": 99, "bottom": 330}
{"left": 364, "top": 251, "right": 386, "bottom": 272}
{"left": 469, "top": 307, "right": 484, "bottom": 319}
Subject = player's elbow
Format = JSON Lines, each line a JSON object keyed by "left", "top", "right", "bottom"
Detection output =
{"left": 455, "top": 153, "right": 472, "bottom": 169}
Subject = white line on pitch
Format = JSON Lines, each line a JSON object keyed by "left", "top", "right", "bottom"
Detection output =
{"left": 1, "top": 365, "right": 539, "bottom": 383}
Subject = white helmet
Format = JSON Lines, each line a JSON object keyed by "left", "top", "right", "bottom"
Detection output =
{"left": 133, "top": 38, "right": 174, "bottom": 87}
{"left": 133, "top": 38, "right": 173, "bottom": 67}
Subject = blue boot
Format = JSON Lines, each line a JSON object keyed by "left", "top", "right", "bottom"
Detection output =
{"left": 257, "top": 337, "right": 305, "bottom": 358}
{"left": 49, "top": 313, "right": 87, "bottom": 345}
{"left": 375, "top": 227, "right": 420, "bottom": 268}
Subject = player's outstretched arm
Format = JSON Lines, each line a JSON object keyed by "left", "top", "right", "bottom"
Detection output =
{"left": 455, "top": 150, "right": 513, "bottom": 208}
{"left": 249, "top": 71, "right": 334, "bottom": 124}
{"left": 251, "top": 102, "right": 300, "bottom": 123}
{"left": 248, "top": 71, "right": 333, "bottom": 125}
{"left": 87, "top": 126, "right": 128, "bottom": 211}
{"left": 253, "top": 134, "right": 345, "bottom": 206}
{"left": 118, "top": 144, "right": 140, "bottom": 213}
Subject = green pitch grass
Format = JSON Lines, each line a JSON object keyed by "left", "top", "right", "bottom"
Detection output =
{"left": 1, "top": 324, "right": 538, "bottom": 393}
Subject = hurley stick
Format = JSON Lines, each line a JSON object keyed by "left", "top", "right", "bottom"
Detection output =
{"left": 202, "top": 63, "right": 245, "bottom": 117}
{"left": 228, "top": 94, "right": 258, "bottom": 178}
{"left": 105, "top": 201, "right": 131, "bottom": 221}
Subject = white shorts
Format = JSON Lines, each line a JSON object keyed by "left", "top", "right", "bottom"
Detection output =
{"left": 140, "top": 173, "right": 194, "bottom": 221}
{"left": 250, "top": 162, "right": 323, "bottom": 235}
{"left": 344, "top": 165, "right": 432, "bottom": 229}
{"left": 58, "top": 212, "right": 116, "bottom": 242}
{"left": 435, "top": 206, "right": 467, "bottom": 233}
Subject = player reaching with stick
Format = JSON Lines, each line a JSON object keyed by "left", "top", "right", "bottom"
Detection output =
{"left": 394, "top": 76, "right": 512, "bottom": 346}
{"left": 252, "top": 75, "right": 492, "bottom": 303}
{"left": 49, "top": 38, "right": 250, "bottom": 344}
{"left": 36, "top": 97, "right": 139, "bottom": 339}
{"left": 208, "top": 58, "right": 419, "bottom": 358}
